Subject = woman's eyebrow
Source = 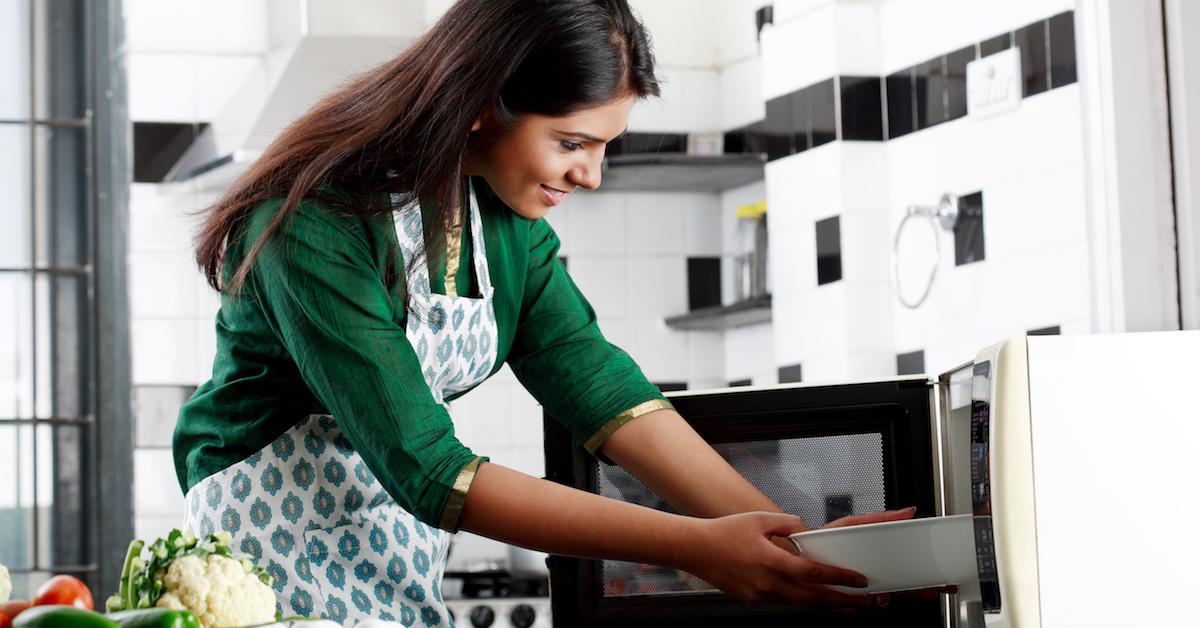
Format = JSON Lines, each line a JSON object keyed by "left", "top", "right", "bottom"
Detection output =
{"left": 554, "top": 128, "right": 629, "bottom": 143}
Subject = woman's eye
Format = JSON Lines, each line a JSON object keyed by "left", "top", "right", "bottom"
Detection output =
{"left": 560, "top": 141, "right": 583, "bottom": 152}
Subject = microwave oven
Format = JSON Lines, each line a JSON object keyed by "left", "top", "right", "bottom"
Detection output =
{"left": 543, "top": 331, "right": 1200, "bottom": 627}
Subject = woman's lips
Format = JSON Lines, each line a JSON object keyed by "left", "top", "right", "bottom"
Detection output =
{"left": 540, "top": 184, "right": 569, "bottom": 206}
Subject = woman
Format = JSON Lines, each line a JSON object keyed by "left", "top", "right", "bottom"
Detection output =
{"left": 174, "top": 0, "right": 915, "bottom": 625}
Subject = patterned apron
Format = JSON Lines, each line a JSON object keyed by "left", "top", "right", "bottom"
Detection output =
{"left": 184, "top": 182, "right": 498, "bottom": 627}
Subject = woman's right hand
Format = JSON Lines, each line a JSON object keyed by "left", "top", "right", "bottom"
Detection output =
{"left": 675, "top": 511, "right": 881, "bottom": 608}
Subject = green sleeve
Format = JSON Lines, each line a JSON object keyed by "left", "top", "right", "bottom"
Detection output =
{"left": 506, "top": 218, "right": 671, "bottom": 461}
{"left": 242, "top": 199, "right": 483, "bottom": 530}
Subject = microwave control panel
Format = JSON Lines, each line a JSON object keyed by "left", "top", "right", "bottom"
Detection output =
{"left": 970, "top": 360, "right": 1001, "bottom": 612}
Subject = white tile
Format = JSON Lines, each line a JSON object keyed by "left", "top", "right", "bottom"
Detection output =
{"left": 196, "top": 318, "right": 217, "bottom": 384}
{"left": 630, "top": 0, "right": 720, "bottom": 68}
{"left": 625, "top": 193, "right": 686, "bottom": 256}
{"left": 626, "top": 257, "right": 688, "bottom": 319}
{"left": 844, "top": 283, "right": 895, "bottom": 354}
{"left": 125, "top": 0, "right": 269, "bottom": 54}
{"left": 132, "top": 319, "right": 199, "bottom": 385}
{"left": 759, "top": 6, "right": 837, "bottom": 99}
{"left": 450, "top": 380, "right": 511, "bottom": 451}
{"left": 797, "top": 282, "right": 851, "bottom": 358}
{"left": 129, "top": 253, "right": 200, "bottom": 319}
{"left": 684, "top": 196, "right": 724, "bottom": 257}
{"left": 724, "top": 322, "right": 775, "bottom": 380}
{"left": 769, "top": 291, "right": 808, "bottom": 366}
{"left": 628, "top": 68, "right": 721, "bottom": 132}
{"left": 715, "top": 0, "right": 767, "bottom": 66}
{"left": 565, "top": 192, "right": 627, "bottom": 256}
{"left": 543, "top": 207, "right": 572, "bottom": 256}
{"left": 686, "top": 331, "right": 725, "bottom": 381}
{"left": 596, "top": 317, "right": 631, "bottom": 351}
{"left": 719, "top": 57, "right": 766, "bottom": 130}
{"left": 568, "top": 256, "right": 629, "bottom": 318}
{"left": 845, "top": 351, "right": 896, "bottom": 380}
{"left": 508, "top": 385, "right": 544, "bottom": 449}
{"left": 135, "top": 448, "right": 186, "bottom": 517}
{"left": 766, "top": 224, "right": 813, "bottom": 298}
{"left": 840, "top": 212, "right": 892, "bottom": 284}
{"left": 136, "top": 516, "right": 188, "bottom": 544}
{"left": 508, "top": 447, "right": 546, "bottom": 478}
{"left": 127, "top": 54, "right": 199, "bottom": 122}
{"left": 191, "top": 55, "right": 262, "bottom": 122}
{"left": 626, "top": 318, "right": 689, "bottom": 382}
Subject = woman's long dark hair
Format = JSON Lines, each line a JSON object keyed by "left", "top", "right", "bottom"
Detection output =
{"left": 196, "top": 0, "right": 660, "bottom": 295}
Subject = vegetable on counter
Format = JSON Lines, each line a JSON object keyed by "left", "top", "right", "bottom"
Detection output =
{"left": 106, "top": 530, "right": 276, "bottom": 628}
{"left": 0, "top": 563, "right": 10, "bottom": 604}
{"left": 1, "top": 602, "right": 31, "bottom": 622}
{"left": 11, "top": 605, "right": 116, "bottom": 628}
{"left": 107, "top": 609, "right": 199, "bottom": 628}
{"left": 33, "top": 577, "right": 93, "bottom": 611}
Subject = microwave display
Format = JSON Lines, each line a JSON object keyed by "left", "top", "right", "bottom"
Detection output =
{"left": 970, "top": 361, "right": 1001, "bottom": 612}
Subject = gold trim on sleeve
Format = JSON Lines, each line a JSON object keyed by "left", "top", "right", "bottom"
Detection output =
{"left": 583, "top": 399, "right": 675, "bottom": 455}
{"left": 438, "top": 456, "right": 483, "bottom": 532}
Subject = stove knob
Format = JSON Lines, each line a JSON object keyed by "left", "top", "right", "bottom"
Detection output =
{"left": 468, "top": 605, "right": 495, "bottom": 628}
{"left": 509, "top": 603, "right": 537, "bottom": 628}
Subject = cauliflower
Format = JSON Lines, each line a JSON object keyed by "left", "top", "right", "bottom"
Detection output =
{"left": 0, "top": 561, "right": 11, "bottom": 603}
{"left": 108, "top": 530, "right": 279, "bottom": 628}
{"left": 156, "top": 554, "right": 276, "bottom": 628}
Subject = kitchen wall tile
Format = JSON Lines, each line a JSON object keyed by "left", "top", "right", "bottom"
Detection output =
{"left": 132, "top": 319, "right": 198, "bottom": 385}
{"left": 624, "top": 193, "right": 686, "bottom": 256}
{"left": 980, "top": 32, "right": 1012, "bottom": 58}
{"left": 809, "top": 79, "right": 837, "bottom": 148}
{"left": 838, "top": 212, "right": 891, "bottom": 283}
{"left": 136, "top": 517, "right": 186, "bottom": 546}
{"left": 896, "top": 349, "right": 925, "bottom": 375}
{"left": 125, "top": 0, "right": 268, "bottom": 54}
{"left": 687, "top": 257, "right": 723, "bottom": 310}
{"left": 627, "top": 317, "right": 689, "bottom": 382}
{"left": 196, "top": 317, "right": 217, "bottom": 385}
{"left": 815, "top": 215, "right": 843, "bottom": 285}
{"left": 129, "top": 253, "right": 199, "bottom": 319}
{"left": 953, "top": 191, "right": 986, "bottom": 266}
{"left": 654, "top": 382, "right": 689, "bottom": 393}
{"left": 1048, "top": 11, "right": 1077, "bottom": 89}
{"left": 568, "top": 257, "right": 628, "bottom": 318}
{"left": 945, "top": 45, "right": 976, "bottom": 121}
{"left": 845, "top": 352, "right": 897, "bottom": 379}
{"left": 844, "top": 283, "right": 895, "bottom": 353}
{"left": 134, "top": 448, "right": 185, "bottom": 517}
{"left": 885, "top": 67, "right": 916, "bottom": 140}
{"left": 134, "top": 385, "right": 196, "bottom": 448}
{"left": 565, "top": 192, "right": 626, "bottom": 256}
{"left": 759, "top": 9, "right": 837, "bottom": 99}
{"left": 915, "top": 56, "right": 946, "bottom": 131}
{"left": 686, "top": 330, "right": 725, "bottom": 382}
{"left": 777, "top": 363, "right": 803, "bottom": 384}
{"left": 789, "top": 87, "right": 812, "bottom": 154}
{"left": 684, "top": 195, "right": 724, "bottom": 257}
{"left": 508, "top": 385, "right": 544, "bottom": 449}
{"left": 766, "top": 224, "right": 809, "bottom": 296}
{"left": 839, "top": 76, "right": 884, "bottom": 141}
{"left": 1015, "top": 19, "right": 1049, "bottom": 97}
{"left": 764, "top": 93, "right": 796, "bottom": 161}
{"left": 451, "top": 380, "right": 512, "bottom": 451}
{"left": 507, "top": 447, "right": 546, "bottom": 479}
{"left": 544, "top": 206, "right": 571, "bottom": 256}
{"left": 627, "top": 257, "right": 688, "bottom": 318}
{"left": 719, "top": 57, "right": 766, "bottom": 131}
{"left": 725, "top": 322, "right": 775, "bottom": 381}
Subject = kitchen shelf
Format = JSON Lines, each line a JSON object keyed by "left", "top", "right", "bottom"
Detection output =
{"left": 597, "top": 153, "right": 765, "bottom": 192}
{"left": 664, "top": 294, "right": 772, "bottom": 330}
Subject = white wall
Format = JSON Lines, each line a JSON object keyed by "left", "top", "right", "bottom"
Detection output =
{"left": 1166, "top": 0, "right": 1200, "bottom": 329}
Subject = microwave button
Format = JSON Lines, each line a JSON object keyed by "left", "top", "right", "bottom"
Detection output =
{"left": 469, "top": 605, "right": 496, "bottom": 628}
{"left": 510, "top": 603, "right": 537, "bottom": 628}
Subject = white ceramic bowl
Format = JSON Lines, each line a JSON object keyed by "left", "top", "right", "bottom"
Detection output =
{"left": 788, "top": 514, "right": 976, "bottom": 593}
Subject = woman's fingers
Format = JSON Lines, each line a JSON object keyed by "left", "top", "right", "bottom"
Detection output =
{"left": 823, "top": 506, "right": 917, "bottom": 529}
{"left": 774, "top": 552, "right": 869, "bottom": 589}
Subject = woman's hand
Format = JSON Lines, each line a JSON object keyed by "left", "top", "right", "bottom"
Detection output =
{"left": 677, "top": 511, "right": 880, "bottom": 607}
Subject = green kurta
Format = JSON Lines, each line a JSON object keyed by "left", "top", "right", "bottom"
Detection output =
{"left": 174, "top": 178, "right": 670, "bottom": 530}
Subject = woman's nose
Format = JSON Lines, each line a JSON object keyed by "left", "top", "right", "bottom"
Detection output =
{"left": 569, "top": 155, "right": 603, "bottom": 190}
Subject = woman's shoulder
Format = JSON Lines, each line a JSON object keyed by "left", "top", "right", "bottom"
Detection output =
{"left": 240, "top": 190, "right": 390, "bottom": 250}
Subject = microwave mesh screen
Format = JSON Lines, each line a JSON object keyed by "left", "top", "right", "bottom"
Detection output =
{"left": 596, "top": 432, "right": 886, "bottom": 597}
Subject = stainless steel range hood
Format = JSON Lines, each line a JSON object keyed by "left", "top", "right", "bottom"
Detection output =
{"left": 165, "top": 0, "right": 430, "bottom": 184}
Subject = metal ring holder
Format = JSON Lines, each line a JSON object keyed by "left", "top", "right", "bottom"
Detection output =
{"left": 893, "top": 193, "right": 959, "bottom": 309}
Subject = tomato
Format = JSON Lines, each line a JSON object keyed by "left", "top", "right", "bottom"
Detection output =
{"left": 32, "top": 575, "right": 93, "bottom": 610}
{"left": 0, "top": 602, "right": 30, "bottom": 620}
{"left": 0, "top": 609, "right": 10, "bottom": 628}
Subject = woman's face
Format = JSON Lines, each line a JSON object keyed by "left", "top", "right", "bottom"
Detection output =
{"left": 464, "top": 94, "right": 636, "bottom": 220}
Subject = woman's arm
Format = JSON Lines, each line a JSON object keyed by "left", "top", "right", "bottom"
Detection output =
{"left": 597, "top": 408, "right": 782, "bottom": 518}
{"left": 455, "top": 461, "right": 877, "bottom": 606}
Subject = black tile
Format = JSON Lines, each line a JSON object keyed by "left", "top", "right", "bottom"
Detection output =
{"left": 915, "top": 56, "right": 946, "bottom": 131}
{"left": 945, "top": 45, "right": 976, "bottom": 121}
{"left": 791, "top": 88, "right": 812, "bottom": 153}
{"left": 558, "top": 256, "right": 568, "bottom": 271}
{"left": 885, "top": 67, "right": 916, "bottom": 139}
{"left": 765, "top": 93, "right": 795, "bottom": 161}
{"left": 687, "top": 257, "right": 723, "bottom": 311}
{"left": 654, "top": 382, "right": 689, "bottom": 393}
{"left": 608, "top": 132, "right": 688, "bottom": 156}
{"left": 1027, "top": 325, "right": 1061, "bottom": 336}
{"left": 981, "top": 32, "right": 1012, "bottom": 58}
{"left": 839, "top": 76, "right": 884, "bottom": 141}
{"left": 743, "top": 120, "right": 771, "bottom": 155}
{"left": 756, "top": 5, "right": 774, "bottom": 41}
{"left": 133, "top": 121, "right": 207, "bottom": 183}
{"left": 1049, "top": 11, "right": 1077, "bottom": 88}
{"left": 723, "top": 127, "right": 748, "bottom": 154}
{"left": 729, "top": 378, "right": 753, "bottom": 387}
{"left": 778, "top": 363, "right": 803, "bottom": 384}
{"left": 1015, "top": 20, "right": 1049, "bottom": 97}
{"left": 896, "top": 350, "right": 925, "bottom": 376}
{"left": 815, "top": 215, "right": 842, "bottom": 285}
{"left": 954, "top": 191, "right": 985, "bottom": 266}
{"left": 809, "top": 78, "right": 837, "bottom": 148}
